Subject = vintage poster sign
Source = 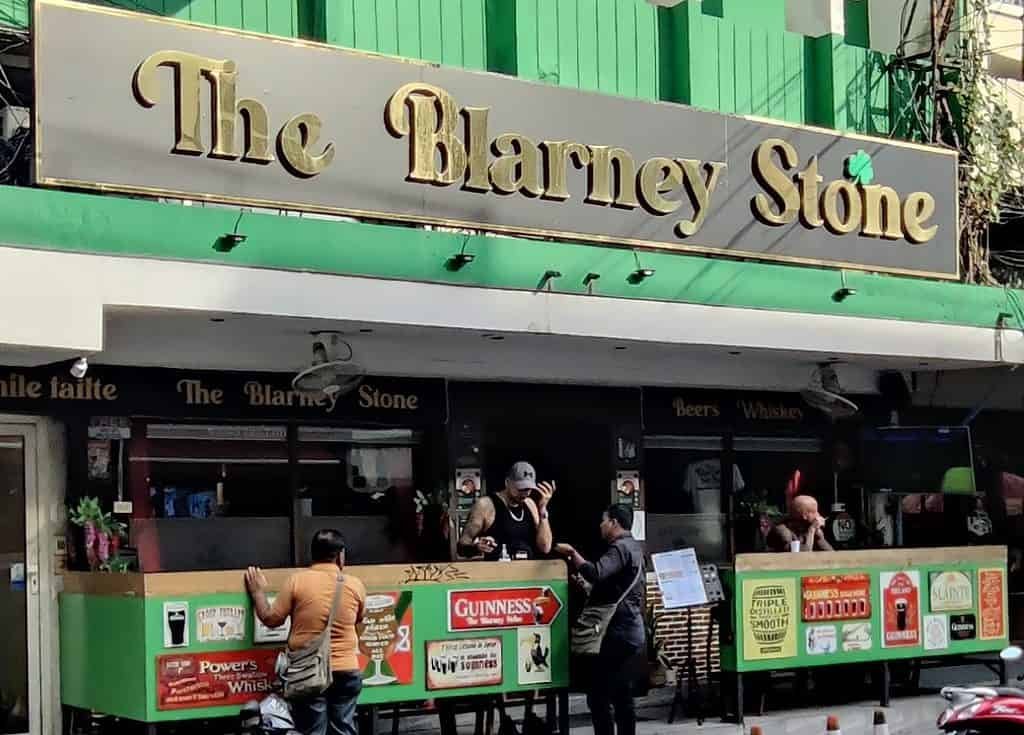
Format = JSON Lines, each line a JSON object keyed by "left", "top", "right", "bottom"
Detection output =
{"left": 950, "top": 614, "right": 977, "bottom": 640}
{"left": 163, "top": 602, "right": 189, "bottom": 648}
{"left": 801, "top": 574, "right": 871, "bottom": 622}
{"left": 742, "top": 578, "right": 797, "bottom": 661}
{"left": 253, "top": 594, "right": 290, "bottom": 644}
{"left": 924, "top": 614, "right": 950, "bottom": 651}
{"left": 881, "top": 571, "right": 921, "bottom": 648}
{"left": 426, "top": 638, "right": 502, "bottom": 691}
{"left": 805, "top": 625, "right": 838, "bottom": 655}
{"left": 518, "top": 626, "right": 553, "bottom": 686}
{"left": 448, "top": 587, "right": 562, "bottom": 632}
{"left": 455, "top": 468, "right": 481, "bottom": 499}
{"left": 840, "top": 622, "right": 872, "bottom": 652}
{"left": 929, "top": 571, "right": 973, "bottom": 612}
{"left": 357, "top": 591, "right": 413, "bottom": 687}
{"left": 616, "top": 470, "right": 640, "bottom": 501}
{"left": 979, "top": 568, "right": 1007, "bottom": 640}
{"left": 196, "top": 606, "right": 246, "bottom": 643}
{"left": 156, "top": 649, "right": 279, "bottom": 710}
{"left": 35, "top": 0, "right": 958, "bottom": 279}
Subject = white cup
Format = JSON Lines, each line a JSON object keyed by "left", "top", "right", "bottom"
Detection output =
{"left": 790, "top": 540, "right": 802, "bottom": 553}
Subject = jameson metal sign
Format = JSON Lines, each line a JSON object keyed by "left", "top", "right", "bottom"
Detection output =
{"left": 34, "top": 0, "right": 958, "bottom": 278}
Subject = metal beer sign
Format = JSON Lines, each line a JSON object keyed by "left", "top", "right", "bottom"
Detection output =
{"left": 801, "top": 574, "right": 871, "bottom": 622}
{"left": 448, "top": 587, "right": 563, "bottom": 632}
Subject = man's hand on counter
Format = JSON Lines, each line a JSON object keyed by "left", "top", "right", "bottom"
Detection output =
{"left": 245, "top": 566, "right": 269, "bottom": 596}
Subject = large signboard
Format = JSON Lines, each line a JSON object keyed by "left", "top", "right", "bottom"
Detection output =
{"left": 34, "top": 0, "right": 958, "bottom": 278}
{"left": 881, "top": 571, "right": 922, "bottom": 648}
{"left": 742, "top": 578, "right": 798, "bottom": 661}
{"left": 801, "top": 574, "right": 871, "bottom": 622}
{"left": 979, "top": 568, "right": 1007, "bottom": 640}
{"left": 426, "top": 638, "right": 503, "bottom": 691}
{"left": 448, "top": 587, "right": 562, "bottom": 632}
{"left": 156, "top": 650, "right": 279, "bottom": 710}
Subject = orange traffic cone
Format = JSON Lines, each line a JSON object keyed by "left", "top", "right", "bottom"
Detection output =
{"left": 873, "top": 710, "right": 889, "bottom": 735}
{"left": 826, "top": 714, "right": 841, "bottom": 734}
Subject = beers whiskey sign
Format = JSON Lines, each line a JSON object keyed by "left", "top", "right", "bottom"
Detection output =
{"left": 34, "top": 0, "right": 958, "bottom": 278}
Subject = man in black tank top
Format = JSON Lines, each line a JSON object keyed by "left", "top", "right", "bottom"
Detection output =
{"left": 457, "top": 461, "right": 555, "bottom": 560}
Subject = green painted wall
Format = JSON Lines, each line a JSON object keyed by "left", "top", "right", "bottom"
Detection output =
{"left": 664, "top": 3, "right": 808, "bottom": 124}
{"left": 321, "top": 0, "right": 488, "bottom": 69}
{"left": 660, "top": 2, "right": 894, "bottom": 134}
{"left": 699, "top": 0, "right": 786, "bottom": 33}
{"left": 0, "top": 185, "right": 1016, "bottom": 332}
{"left": 488, "top": 0, "right": 660, "bottom": 101}
{"left": 0, "top": 0, "right": 25, "bottom": 28}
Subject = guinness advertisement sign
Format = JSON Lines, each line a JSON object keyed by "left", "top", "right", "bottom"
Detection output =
{"left": 0, "top": 365, "right": 442, "bottom": 425}
{"left": 34, "top": 0, "right": 958, "bottom": 278}
{"left": 950, "top": 614, "right": 977, "bottom": 641}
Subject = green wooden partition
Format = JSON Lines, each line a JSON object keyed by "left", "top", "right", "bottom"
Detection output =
{"left": 720, "top": 546, "right": 1009, "bottom": 673}
{"left": 60, "top": 561, "right": 569, "bottom": 722}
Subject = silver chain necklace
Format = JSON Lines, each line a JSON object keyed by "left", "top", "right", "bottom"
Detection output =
{"left": 500, "top": 494, "right": 525, "bottom": 522}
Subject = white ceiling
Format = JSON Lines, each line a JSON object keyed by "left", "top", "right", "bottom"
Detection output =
{"left": 82, "top": 306, "right": 968, "bottom": 394}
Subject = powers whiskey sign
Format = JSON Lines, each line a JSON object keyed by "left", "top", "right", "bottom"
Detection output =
{"left": 34, "top": 0, "right": 958, "bottom": 278}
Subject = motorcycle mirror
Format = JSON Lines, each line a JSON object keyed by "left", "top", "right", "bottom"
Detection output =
{"left": 1000, "top": 646, "right": 1023, "bottom": 661}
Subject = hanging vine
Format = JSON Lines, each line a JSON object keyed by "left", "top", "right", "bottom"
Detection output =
{"left": 956, "top": 0, "right": 1024, "bottom": 283}
{"left": 892, "top": 0, "right": 1024, "bottom": 284}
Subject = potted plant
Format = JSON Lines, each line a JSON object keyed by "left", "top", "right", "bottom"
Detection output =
{"left": 734, "top": 489, "right": 783, "bottom": 553}
{"left": 69, "top": 497, "right": 130, "bottom": 572}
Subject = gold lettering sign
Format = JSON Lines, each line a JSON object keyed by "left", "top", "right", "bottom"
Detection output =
{"left": 738, "top": 400, "right": 804, "bottom": 421}
{"left": 672, "top": 398, "right": 721, "bottom": 419}
{"left": 133, "top": 50, "right": 332, "bottom": 176}
{"left": 751, "top": 139, "right": 938, "bottom": 244}
{"left": 385, "top": 84, "right": 726, "bottom": 238}
{"left": 128, "top": 53, "right": 941, "bottom": 249}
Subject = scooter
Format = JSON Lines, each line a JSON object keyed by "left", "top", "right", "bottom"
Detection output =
{"left": 937, "top": 646, "right": 1024, "bottom": 733}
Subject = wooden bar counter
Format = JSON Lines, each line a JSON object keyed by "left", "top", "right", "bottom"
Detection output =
{"left": 59, "top": 561, "right": 569, "bottom": 723}
{"left": 720, "top": 545, "right": 1009, "bottom": 674}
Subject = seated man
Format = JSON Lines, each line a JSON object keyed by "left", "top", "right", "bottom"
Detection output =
{"left": 768, "top": 495, "right": 834, "bottom": 552}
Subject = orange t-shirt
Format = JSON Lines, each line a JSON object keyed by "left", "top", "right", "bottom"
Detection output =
{"left": 266, "top": 563, "right": 366, "bottom": 672}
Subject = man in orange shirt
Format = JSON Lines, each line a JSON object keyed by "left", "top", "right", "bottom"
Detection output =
{"left": 246, "top": 530, "right": 367, "bottom": 735}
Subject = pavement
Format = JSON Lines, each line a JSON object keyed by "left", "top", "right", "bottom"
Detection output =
{"left": 392, "top": 662, "right": 1005, "bottom": 734}
{"left": 392, "top": 689, "right": 947, "bottom": 734}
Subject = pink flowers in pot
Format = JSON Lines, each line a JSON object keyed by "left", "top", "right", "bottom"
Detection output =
{"left": 70, "top": 497, "right": 127, "bottom": 572}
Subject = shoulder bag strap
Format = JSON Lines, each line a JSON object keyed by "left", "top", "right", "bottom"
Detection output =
{"left": 324, "top": 573, "right": 345, "bottom": 633}
{"left": 610, "top": 550, "right": 643, "bottom": 611}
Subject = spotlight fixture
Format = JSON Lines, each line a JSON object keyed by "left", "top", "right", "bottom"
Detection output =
{"left": 628, "top": 252, "right": 655, "bottom": 283}
{"left": 832, "top": 270, "right": 857, "bottom": 302}
{"left": 70, "top": 356, "right": 89, "bottom": 379}
{"left": 583, "top": 272, "right": 601, "bottom": 292}
{"left": 214, "top": 211, "right": 248, "bottom": 252}
{"left": 539, "top": 270, "right": 562, "bottom": 289}
{"left": 447, "top": 240, "right": 476, "bottom": 271}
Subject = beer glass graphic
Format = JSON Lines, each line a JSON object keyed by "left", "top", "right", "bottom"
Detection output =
{"left": 359, "top": 595, "right": 399, "bottom": 685}
{"left": 895, "top": 598, "right": 908, "bottom": 630}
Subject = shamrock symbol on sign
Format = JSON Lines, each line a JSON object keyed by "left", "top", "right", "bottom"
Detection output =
{"left": 845, "top": 149, "right": 874, "bottom": 185}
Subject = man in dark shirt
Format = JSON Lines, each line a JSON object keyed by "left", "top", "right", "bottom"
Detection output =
{"left": 456, "top": 461, "right": 554, "bottom": 559}
{"left": 556, "top": 504, "right": 644, "bottom": 735}
{"left": 768, "top": 494, "right": 834, "bottom": 552}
